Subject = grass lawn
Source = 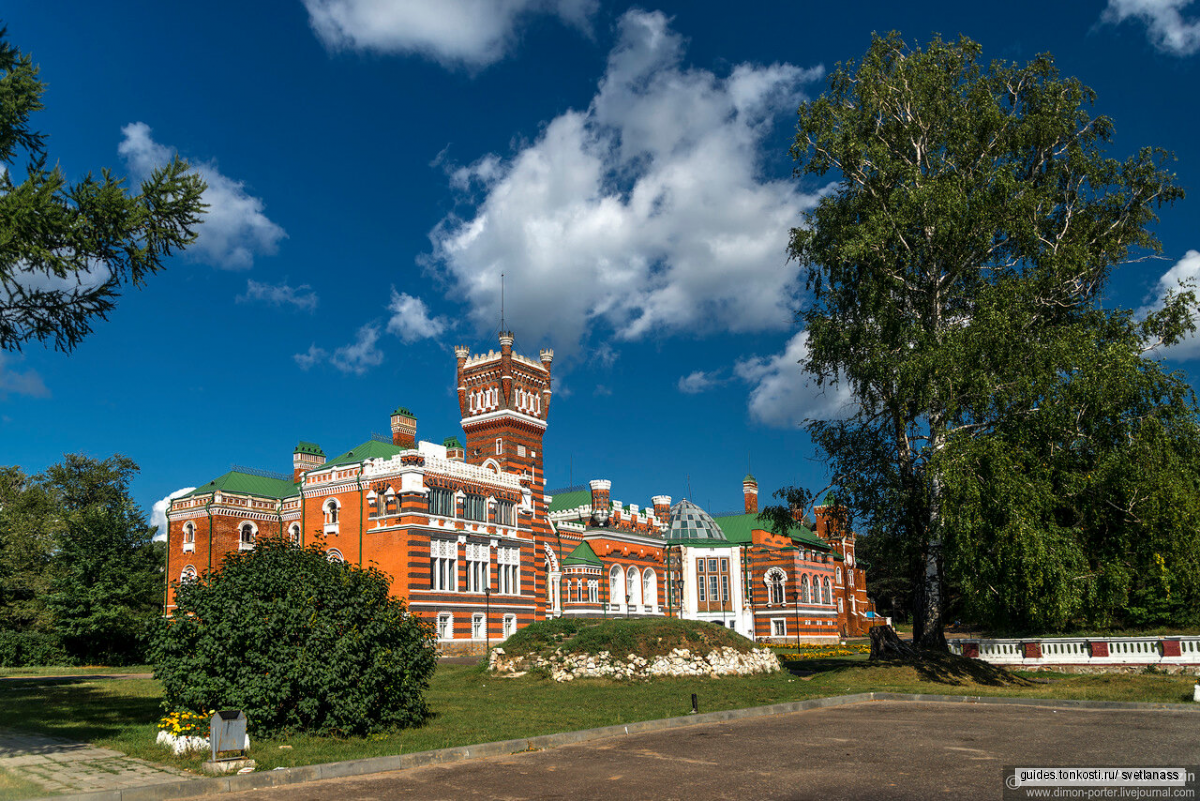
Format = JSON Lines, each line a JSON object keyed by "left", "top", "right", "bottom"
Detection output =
{"left": 0, "top": 768, "right": 46, "bottom": 801}
{"left": 0, "top": 654, "right": 1195, "bottom": 779}
{"left": 0, "top": 665, "right": 151, "bottom": 678}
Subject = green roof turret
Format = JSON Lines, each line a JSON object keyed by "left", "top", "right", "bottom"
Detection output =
{"left": 294, "top": 441, "right": 324, "bottom": 456}
{"left": 391, "top": 406, "right": 415, "bottom": 419}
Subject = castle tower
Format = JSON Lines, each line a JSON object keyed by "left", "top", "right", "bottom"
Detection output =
{"left": 456, "top": 331, "right": 555, "bottom": 614}
{"left": 652, "top": 495, "right": 672, "bottom": 530}
{"left": 743, "top": 473, "right": 759, "bottom": 514}
{"left": 293, "top": 442, "right": 324, "bottom": 482}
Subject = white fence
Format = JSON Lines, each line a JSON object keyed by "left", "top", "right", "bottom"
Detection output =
{"left": 949, "top": 636, "right": 1200, "bottom": 666}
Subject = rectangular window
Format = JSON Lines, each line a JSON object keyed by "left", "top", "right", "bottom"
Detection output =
{"left": 429, "top": 488, "right": 454, "bottom": 517}
{"left": 698, "top": 577, "right": 706, "bottom": 602}
{"left": 495, "top": 438, "right": 503, "bottom": 455}
{"left": 472, "top": 614, "right": 484, "bottom": 639}
{"left": 466, "top": 543, "right": 489, "bottom": 593}
{"left": 697, "top": 559, "right": 706, "bottom": 573}
{"left": 517, "top": 444, "right": 526, "bottom": 457}
{"left": 708, "top": 558, "right": 718, "bottom": 572}
{"left": 772, "top": 619, "right": 786, "bottom": 637}
{"left": 430, "top": 539, "right": 457, "bottom": 591}
{"left": 438, "top": 614, "right": 452, "bottom": 640}
{"left": 709, "top": 575, "right": 719, "bottom": 601}
{"left": 503, "top": 614, "right": 516, "bottom": 637}
{"left": 588, "top": 581, "right": 598, "bottom": 603}
{"left": 495, "top": 501, "right": 515, "bottom": 526}
{"left": 498, "top": 546, "right": 520, "bottom": 594}
{"left": 722, "top": 575, "right": 729, "bottom": 602}
{"left": 463, "top": 493, "right": 486, "bottom": 522}
{"left": 720, "top": 558, "right": 728, "bottom": 572}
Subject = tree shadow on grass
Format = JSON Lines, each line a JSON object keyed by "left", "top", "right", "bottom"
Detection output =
{"left": 0, "top": 679, "right": 161, "bottom": 742}
{"left": 879, "top": 650, "right": 1034, "bottom": 688}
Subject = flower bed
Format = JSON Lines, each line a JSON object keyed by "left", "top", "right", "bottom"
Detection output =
{"left": 157, "top": 709, "right": 210, "bottom": 755}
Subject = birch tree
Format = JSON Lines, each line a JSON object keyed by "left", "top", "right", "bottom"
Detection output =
{"left": 788, "top": 33, "right": 1191, "bottom": 648}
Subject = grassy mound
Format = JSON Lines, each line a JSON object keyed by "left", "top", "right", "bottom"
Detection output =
{"left": 501, "top": 618, "right": 757, "bottom": 661}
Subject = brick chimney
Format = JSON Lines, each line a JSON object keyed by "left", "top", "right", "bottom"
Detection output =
{"left": 590, "top": 479, "right": 611, "bottom": 526}
{"left": 390, "top": 406, "right": 417, "bottom": 448}
{"left": 742, "top": 474, "right": 758, "bottom": 514}
{"left": 652, "top": 495, "right": 672, "bottom": 528}
{"left": 293, "top": 442, "right": 324, "bottom": 482}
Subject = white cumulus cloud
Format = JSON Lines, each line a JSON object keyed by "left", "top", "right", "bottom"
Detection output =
{"left": 119, "top": 122, "right": 286, "bottom": 270}
{"left": 427, "top": 9, "right": 824, "bottom": 355}
{"left": 238, "top": 279, "right": 318, "bottom": 311}
{"left": 150, "top": 486, "right": 197, "bottom": 541}
{"left": 677, "top": 370, "right": 723, "bottom": 394}
{"left": 735, "top": 331, "right": 854, "bottom": 428}
{"left": 386, "top": 291, "right": 448, "bottom": 342}
{"left": 294, "top": 325, "right": 385, "bottom": 374}
{"left": 1101, "top": 0, "right": 1200, "bottom": 55}
{"left": 0, "top": 352, "right": 50, "bottom": 398}
{"left": 1146, "top": 249, "right": 1200, "bottom": 359}
{"left": 303, "top": 0, "right": 597, "bottom": 67}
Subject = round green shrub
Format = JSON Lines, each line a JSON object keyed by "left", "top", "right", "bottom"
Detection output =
{"left": 150, "top": 538, "right": 436, "bottom": 736}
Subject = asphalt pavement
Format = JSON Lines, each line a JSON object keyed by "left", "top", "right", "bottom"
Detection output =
{"left": 206, "top": 700, "right": 1200, "bottom": 801}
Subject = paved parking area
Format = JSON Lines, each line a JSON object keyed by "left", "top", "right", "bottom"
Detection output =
{"left": 0, "top": 730, "right": 190, "bottom": 796}
{"left": 211, "top": 701, "right": 1200, "bottom": 801}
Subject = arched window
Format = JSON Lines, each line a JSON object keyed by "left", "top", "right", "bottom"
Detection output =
{"left": 800, "top": 574, "right": 810, "bottom": 604}
{"left": 642, "top": 568, "right": 657, "bottom": 608}
{"left": 239, "top": 522, "right": 256, "bottom": 548}
{"left": 324, "top": 499, "right": 340, "bottom": 524}
{"left": 609, "top": 565, "right": 625, "bottom": 605}
{"left": 823, "top": 576, "right": 831, "bottom": 605}
{"left": 183, "top": 522, "right": 195, "bottom": 543}
{"left": 627, "top": 566, "right": 642, "bottom": 607}
{"left": 767, "top": 569, "right": 785, "bottom": 605}
{"left": 180, "top": 565, "right": 198, "bottom": 583}
{"left": 836, "top": 567, "right": 842, "bottom": 583}
{"left": 327, "top": 549, "right": 344, "bottom": 563}
{"left": 288, "top": 523, "right": 300, "bottom": 543}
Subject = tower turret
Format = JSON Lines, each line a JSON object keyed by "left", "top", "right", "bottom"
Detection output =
{"left": 390, "top": 406, "right": 417, "bottom": 449}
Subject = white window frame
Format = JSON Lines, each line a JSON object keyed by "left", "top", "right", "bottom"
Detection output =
{"left": 182, "top": 522, "right": 196, "bottom": 553}
{"left": 498, "top": 546, "right": 520, "bottom": 594}
{"left": 438, "top": 613, "right": 453, "bottom": 640}
{"left": 324, "top": 498, "right": 340, "bottom": 534}
{"left": 288, "top": 523, "right": 300, "bottom": 543}
{"left": 588, "top": 580, "right": 598, "bottom": 603}
{"left": 502, "top": 614, "right": 516, "bottom": 638}
{"left": 466, "top": 542, "right": 489, "bottom": 593}
{"left": 327, "top": 548, "right": 344, "bottom": 563}
{"left": 238, "top": 521, "right": 257, "bottom": 551}
{"left": 431, "top": 539, "right": 458, "bottom": 592}
{"left": 771, "top": 618, "right": 786, "bottom": 637}
{"left": 180, "top": 565, "right": 198, "bottom": 583}
{"left": 472, "top": 614, "right": 485, "bottom": 639}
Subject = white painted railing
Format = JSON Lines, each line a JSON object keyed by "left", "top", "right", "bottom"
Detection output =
{"left": 950, "top": 636, "right": 1200, "bottom": 666}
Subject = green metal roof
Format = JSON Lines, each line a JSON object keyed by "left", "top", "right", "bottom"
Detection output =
{"left": 562, "top": 541, "right": 602, "bottom": 567}
{"left": 391, "top": 406, "right": 416, "bottom": 419}
{"left": 710, "top": 512, "right": 831, "bottom": 551}
{"left": 548, "top": 488, "right": 594, "bottom": 513}
{"left": 317, "top": 439, "right": 404, "bottom": 469}
{"left": 743, "top": 473, "right": 756, "bottom": 483}
{"left": 184, "top": 470, "right": 298, "bottom": 501}
{"left": 443, "top": 436, "right": 462, "bottom": 449}
{"left": 294, "top": 441, "right": 324, "bottom": 456}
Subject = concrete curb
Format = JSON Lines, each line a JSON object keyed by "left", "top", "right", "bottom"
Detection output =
{"left": 30, "top": 693, "right": 1199, "bottom": 801}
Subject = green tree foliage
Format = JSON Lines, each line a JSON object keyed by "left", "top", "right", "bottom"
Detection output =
{"left": 784, "top": 33, "right": 1194, "bottom": 645}
{"left": 939, "top": 329, "right": 1200, "bottom": 631}
{"left": 0, "top": 26, "right": 206, "bottom": 353}
{"left": 151, "top": 538, "right": 437, "bottom": 737}
{"left": 0, "top": 466, "right": 65, "bottom": 665}
{"left": 0, "top": 454, "right": 163, "bottom": 666}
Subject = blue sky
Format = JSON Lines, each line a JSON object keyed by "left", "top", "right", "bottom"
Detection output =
{"left": 2, "top": 0, "right": 1199, "bottom": 535}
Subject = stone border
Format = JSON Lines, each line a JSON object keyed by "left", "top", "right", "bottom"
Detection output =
{"left": 31, "top": 693, "right": 1199, "bottom": 801}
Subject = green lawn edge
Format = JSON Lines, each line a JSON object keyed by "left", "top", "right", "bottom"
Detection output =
{"left": 0, "top": 658, "right": 1195, "bottom": 779}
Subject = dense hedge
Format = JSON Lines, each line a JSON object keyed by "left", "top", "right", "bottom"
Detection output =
{"left": 151, "top": 538, "right": 437, "bottom": 736}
